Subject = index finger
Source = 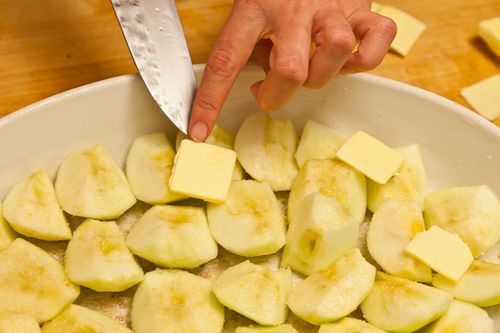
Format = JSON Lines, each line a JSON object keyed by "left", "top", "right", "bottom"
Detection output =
{"left": 189, "top": 4, "right": 265, "bottom": 141}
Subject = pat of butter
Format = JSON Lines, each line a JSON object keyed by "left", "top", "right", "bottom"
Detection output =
{"left": 461, "top": 75, "right": 500, "bottom": 121}
{"left": 169, "top": 140, "right": 236, "bottom": 204}
{"left": 478, "top": 16, "right": 500, "bottom": 57}
{"left": 372, "top": 3, "right": 426, "bottom": 56}
{"left": 336, "top": 131, "right": 404, "bottom": 184}
{"left": 405, "top": 226, "right": 473, "bottom": 282}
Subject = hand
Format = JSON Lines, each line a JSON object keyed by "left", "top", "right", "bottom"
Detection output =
{"left": 189, "top": 0, "right": 396, "bottom": 141}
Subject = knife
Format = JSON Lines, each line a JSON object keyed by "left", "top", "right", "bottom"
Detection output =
{"left": 110, "top": 0, "right": 196, "bottom": 134}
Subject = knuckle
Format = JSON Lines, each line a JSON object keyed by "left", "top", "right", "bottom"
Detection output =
{"left": 195, "top": 94, "right": 219, "bottom": 115}
{"left": 376, "top": 16, "right": 397, "bottom": 39}
{"left": 207, "top": 47, "right": 239, "bottom": 80}
{"left": 274, "top": 56, "right": 308, "bottom": 84}
{"left": 324, "top": 29, "right": 356, "bottom": 53}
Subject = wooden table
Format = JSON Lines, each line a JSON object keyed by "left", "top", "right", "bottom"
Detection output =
{"left": 1, "top": 0, "right": 499, "bottom": 125}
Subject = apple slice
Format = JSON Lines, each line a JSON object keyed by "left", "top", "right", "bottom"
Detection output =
{"left": 432, "top": 260, "right": 500, "bottom": 307}
{"left": 282, "top": 192, "right": 359, "bottom": 276}
{"left": 176, "top": 124, "right": 244, "bottom": 181}
{"left": 0, "top": 203, "right": 15, "bottom": 252}
{"left": 319, "top": 318, "right": 386, "bottom": 333}
{"left": 360, "top": 272, "right": 453, "bottom": 333}
{"left": 294, "top": 120, "right": 345, "bottom": 168}
{"left": 207, "top": 180, "right": 286, "bottom": 257}
{"left": 127, "top": 205, "right": 217, "bottom": 268}
{"left": 126, "top": 132, "right": 185, "bottom": 205}
{"left": 55, "top": 144, "right": 136, "bottom": 220}
{"left": 41, "top": 304, "right": 132, "bottom": 333}
{"left": 234, "top": 112, "right": 298, "bottom": 191}
{"left": 288, "top": 159, "right": 366, "bottom": 223}
{"left": 132, "top": 269, "right": 225, "bottom": 333}
{"left": 424, "top": 185, "right": 500, "bottom": 257}
{"left": 367, "top": 199, "right": 432, "bottom": 282}
{"left": 422, "top": 300, "right": 493, "bottom": 333}
{"left": 213, "top": 260, "right": 292, "bottom": 326}
{"left": 0, "top": 315, "right": 40, "bottom": 333}
{"left": 3, "top": 170, "right": 71, "bottom": 241}
{"left": 65, "top": 219, "right": 144, "bottom": 292}
{"left": 287, "top": 248, "right": 376, "bottom": 325}
{"left": 367, "top": 145, "right": 427, "bottom": 212}
{"left": 0, "top": 238, "right": 80, "bottom": 322}
{"left": 236, "top": 324, "right": 298, "bottom": 333}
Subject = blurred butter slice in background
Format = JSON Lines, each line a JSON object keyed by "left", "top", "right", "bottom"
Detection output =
{"left": 478, "top": 16, "right": 500, "bottom": 57}
{"left": 461, "top": 75, "right": 500, "bottom": 121}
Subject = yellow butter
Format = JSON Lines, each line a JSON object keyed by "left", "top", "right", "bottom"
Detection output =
{"left": 373, "top": 3, "right": 426, "bottom": 56}
{"left": 478, "top": 16, "right": 500, "bottom": 57}
{"left": 461, "top": 75, "right": 500, "bottom": 121}
{"left": 336, "top": 131, "right": 403, "bottom": 184}
{"left": 405, "top": 226, "right": 473, "bottom": 282}
{"left": 169, "top": 140, "right": 236, "bottom": 204}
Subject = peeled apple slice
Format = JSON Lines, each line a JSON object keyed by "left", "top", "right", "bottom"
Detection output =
{"left": 367, "top": 200, "right": 432, "bottom": 282}
{"left": 127, "top": 205, "right": 217, "bottom": 268}
{"left": 0, "top": 315, "right": 40, "bottom": 333}
{"left": 319, "top": 318, "right": 386, "bottom": 333}
{"left": 424, "top": 185, "right": 500, "bottom": 257}
{"left": 55, "top": 144, "right": 137, "bottom": 220}
{"left": 236, "top": 324, "right": 298, "bottom": 333}
{"left": 294, "top": 120, "right": 345, "bottom": 168}
{"left": 126, "top": 132, "right": 185, "bottom": 205}
{"left": 41, "top": 304, "right": 132, "bottom": 333}
{"left": 432, "top": 260, "right": 500, "bottom": 307}
{"left": 281, "top": 192, "right": 359, "bottom": 276}
{"left": 360, "top": 272, "right": 453, "bottom": 333}
{"left": 207, "top": 180, "right": 286, "bottom": 257}
{"left": 213, "top": 260, "right": 292, "bottom": 326}
{"left": 0, "top": 203, "right": 15, "bottom": 252}
{"left": 65, "top": 219, "right": 144, "bottom": 292}
{"left": 422, "top": 300, "right": 493, "bottom": 333}
{"left": 0, "top": 238, "right": 80, "bottom": 322}
{"left": 131, "top": 269, "right": 225, "bottom": 333}
{"left": 234, "top": 112, "right": 298, "bottom": 191}
{"left": 288, "top": 159, "right": 366, "bottom": 223}
{"left": 2, "top": 170, "right": 71, "bottom": 241}
{"left": 176, "top": 125, "right": 244, "bottom": 180}
{"left": 367, "top": 145, "right": 427, "bottom": 212}
{"left": 287, "top": 248, "right": 376, "bottom": 325}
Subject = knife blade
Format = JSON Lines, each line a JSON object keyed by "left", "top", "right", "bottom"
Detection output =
{"left": 110, "top": 0, "right": 196, "bottom": 134}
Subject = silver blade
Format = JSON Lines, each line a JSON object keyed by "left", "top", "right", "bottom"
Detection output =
{"left": 111, "top": 0, "right": 196, "bottom": 134}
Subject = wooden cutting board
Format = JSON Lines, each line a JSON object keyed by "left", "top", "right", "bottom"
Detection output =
{"left": 0, "top": 0, "right": 498, "bottom": 125}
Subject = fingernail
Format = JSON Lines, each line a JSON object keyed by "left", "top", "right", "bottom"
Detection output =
{"left": 190, "top": 122, "right": 208, "bottom": 142}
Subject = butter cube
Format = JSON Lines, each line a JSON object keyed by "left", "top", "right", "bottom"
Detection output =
{"left": 461, "top": 75, "right": 500, "bottom": 121}
{"left": 336, "top": 131, "right": 404, "bottom": 184}
{"left": 478, "top": 16, "right": 500, "bottom": 57}
{"left": 169, "top": 140, "right": 236, "bottom": 203}
{"left": 373, "top": 3, "right": 426, "bottom": 56}
{"left": 405, "top": 226, "right": 473, "bottom": 282}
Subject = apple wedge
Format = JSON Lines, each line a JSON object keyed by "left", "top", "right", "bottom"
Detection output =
{"left": 367, "top": 145, "right": 427, "bottom": 212}
{"left": 422, "top": 300, "right": 493, "bottom": 333}
{"left": 424, "top": 185, "right": 500, "bottom": 257}
{"left": 236, "top": 324, "right": 298, "bottom": 333}
{"left": 126, "top": 132, "right": 185, "bottom": 205}
{"left": 295, "top": 120, "right": 345, "bottom": 168}
{"left": 65, "top": 219, "right": 144, "bottom": 292}
{"left": 132, "top": 269, "right": 224, "bottom": 333}
{"left": 207, "top": 180, "right": 286, "bottom": 257}
{"left": 282, "top": 192, "right": 359, "bottom": 275}
{"left": 0, "top": 315, "right": 40, "bottom": 333}
{"left": 319, "top": 318, "right": 386, "bottom": 333}
{"left": 288, "top": 159, "right": 366, "bottom": 223}
{"left": 127, "top": 205, "right": 217, "bottom": 268}
{"left": 0, "top": 203, "right": 15, "bottom": 252}
{"left": 41, "top": 304, "right": 132, "bottom": 333}
{"left": 0, "top": 238, "right": 80, "bottom": 322}
{"left": 367, "top": 199, "right": 432, "bottom": 282}
{"left": 432, "top": 260, "right": 500, "bottom": 307}
{"left": 234, "top": 112, "right": 298, "bottom": 191}
{"left": 213, "top": 260, "right": 292, "bottom": 326}
{"left": 3, "top": 170, "right": 71, "bottom": 240}
{"left": 55, "top": 144, "right": 136, "bottom": 220}
{"left": 360, "top": 272, "right": 453, "bottom": 333}
{"left": 287, "top": 248, "right": 376, "bottom": 325}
